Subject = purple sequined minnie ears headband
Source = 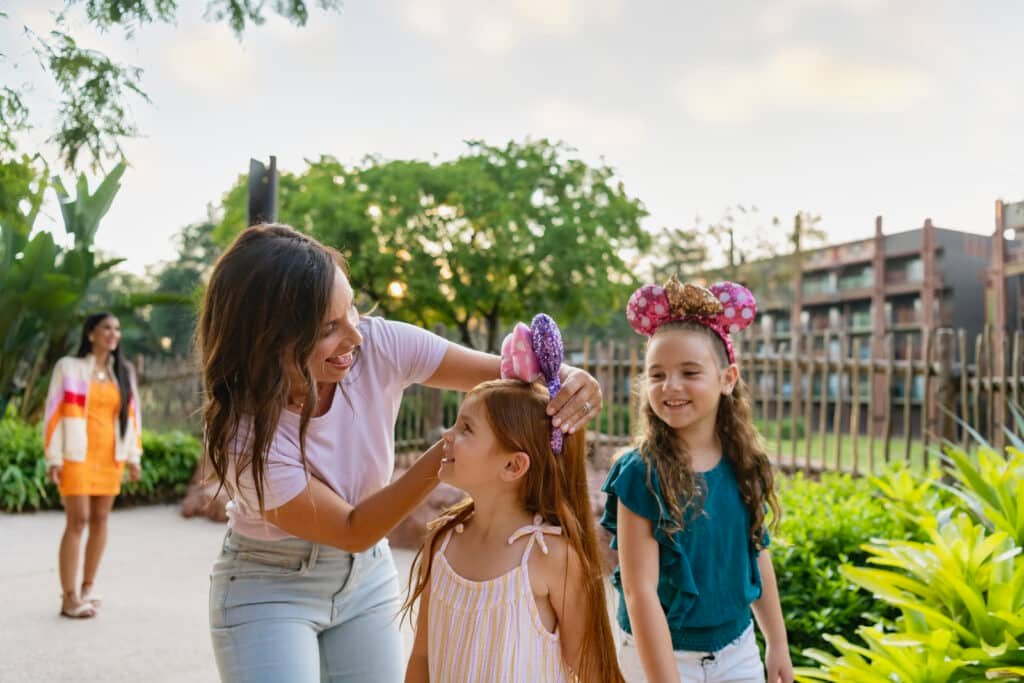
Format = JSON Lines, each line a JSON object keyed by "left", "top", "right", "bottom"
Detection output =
{"left": 626, "top": 276, "right": 757, "bottom": 364}
{"left": 499, "top": 313, "right": 565, "bottom": 454}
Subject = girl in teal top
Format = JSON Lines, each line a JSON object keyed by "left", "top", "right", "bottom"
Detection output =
{"left": 602, "top": 279, "right": 793, "bottom": 683}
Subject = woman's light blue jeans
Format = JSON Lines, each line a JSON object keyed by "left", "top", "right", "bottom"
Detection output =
{"left": 209, "top": 529, "right": 404, "bottom": 682}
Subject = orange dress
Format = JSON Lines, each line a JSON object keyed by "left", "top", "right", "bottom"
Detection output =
{"left": 58, "top": 380, "right": 125, "bottom": 497}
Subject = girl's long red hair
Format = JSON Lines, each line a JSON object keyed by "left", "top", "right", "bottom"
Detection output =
{"left": 402, "top": 380, "right": 624, "bottom": 682}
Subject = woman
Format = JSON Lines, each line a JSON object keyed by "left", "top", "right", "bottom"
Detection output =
{"left": 44, "top": 312, "right": 143, "bottom": 618}
{"left": 200, "top": 224, "right": 602, "bottom": 682}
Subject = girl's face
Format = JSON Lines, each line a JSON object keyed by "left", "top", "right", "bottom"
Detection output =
{"left": 89, "top": 316, "right": 121, "bottom": 354}
{"left": 308, "top": 267, "right": 363, "bottom": 384}
{"left": 438, "top": 396, "right": 515, "bottom": 492}
{"left": 645, "top": 328, "right": 737, "bottom": 437}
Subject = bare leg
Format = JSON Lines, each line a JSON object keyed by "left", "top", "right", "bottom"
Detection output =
{"left": 82, "top": 495, "right": 116, "bottom": 593}
{"left": 59, "top": 496, "right": 94, "bottom": 616}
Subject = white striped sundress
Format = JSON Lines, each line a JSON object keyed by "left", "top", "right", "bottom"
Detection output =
{"left": 426, "top": 515, "right": 571, "bottom": 682}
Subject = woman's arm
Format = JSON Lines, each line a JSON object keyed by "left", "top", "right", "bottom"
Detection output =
{"left": 423, "top": 343, "right": 602, "bottom": 433}
{"left": 752, "top": 549, "right": 794, "bottom": 683}
{"left": 404, "top": 580, "right": 431, "bottom": 683}
{"left": 43, "top": 359, "right": 66, "bottom": 474}
{"left": 263, "top": 440, "right": 444, "bottom": 553}
{"left": 618, "top": 501, "right": 678, "bottom": 683}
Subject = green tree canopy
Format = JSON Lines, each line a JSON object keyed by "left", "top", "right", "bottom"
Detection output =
{"left": 215, "top": 139, "right": 651, "bottom": 351}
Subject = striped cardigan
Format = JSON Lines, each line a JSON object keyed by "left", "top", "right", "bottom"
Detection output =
{"left": 43, "top": 354, "right": 143, "bottom": 467}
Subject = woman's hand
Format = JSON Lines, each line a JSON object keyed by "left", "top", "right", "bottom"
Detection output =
{"left": 47, "top": 465, "right": 61, "bottom": 486}
{"left": 126, "top": 463, "right": 141, "bottom": 482}
{"left": 548, "top": 366, "right": 602, "bottom": 434}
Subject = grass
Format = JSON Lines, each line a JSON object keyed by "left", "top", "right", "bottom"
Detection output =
{"left": 764, "top": 430, "right": 930, "bottom": 475}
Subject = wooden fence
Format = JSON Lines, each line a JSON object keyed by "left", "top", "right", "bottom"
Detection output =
{"left": 138, "top": 325, "right": 1020, "bottom": 474}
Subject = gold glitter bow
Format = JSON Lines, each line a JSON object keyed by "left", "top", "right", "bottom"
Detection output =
{"left": 664, "top": 276, "right": 723, "bottom": 319}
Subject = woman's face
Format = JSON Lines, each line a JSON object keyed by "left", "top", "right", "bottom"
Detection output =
{"left": 308, "top": 267, "right": 363, "bottom": 384}
{"left": 89, "top": 316, "right": 121, "bottom": 355}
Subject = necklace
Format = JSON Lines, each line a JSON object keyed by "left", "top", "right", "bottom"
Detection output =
{"left": 96, "top": 370, "right": 108, "bottom": 381}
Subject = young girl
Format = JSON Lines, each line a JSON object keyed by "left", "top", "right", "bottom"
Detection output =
{"left": 403, "top": 315, "right": 624, "bottom": 683}
{"left": 603, "top": 278, "right": 793, "bottom": 683}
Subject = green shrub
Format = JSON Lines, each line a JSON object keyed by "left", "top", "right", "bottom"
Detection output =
{"left": 119, "top": 430, "right": 202, "bottom": 505}
{"left": 756, "top": 417, "right": 807, "bottom": 441}
{"left": 773, "top": 472, "right": 917, "bottom": 667}
{"left": 0, "top": 417, "right": 201, "bottom": 512}
{"left": 0, "top": 417, "right": 53, "bottom": 511}
{"left": 796, "top": 410, "right": 1024, "bottom": 682}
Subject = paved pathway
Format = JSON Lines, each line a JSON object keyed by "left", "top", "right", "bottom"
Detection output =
{"left": 1, "top": 505, "right": 416, "bottom": 683}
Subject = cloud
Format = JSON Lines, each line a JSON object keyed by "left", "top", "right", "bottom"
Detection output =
{"left": 677, "top": 47, "right": 932, "bottom": 125}
{"left": 401, "top": 0, "right": 623, "bottom": 54}
{"left": 168, "top": 24, "right": 254, "bottom": 92}
{"left": 529, "top": 98, "right": 646, "bottom": 148}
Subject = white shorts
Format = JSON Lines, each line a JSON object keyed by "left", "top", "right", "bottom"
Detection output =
{"left": 617, "top": 623, "right": 766, "bottom": 683}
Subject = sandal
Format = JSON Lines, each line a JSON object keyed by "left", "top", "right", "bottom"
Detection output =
{"left": 60, "top": 597, "right": 97, "bottom": 619}
{"left": 81, "top": 584, "right": 102, "bottom": 607}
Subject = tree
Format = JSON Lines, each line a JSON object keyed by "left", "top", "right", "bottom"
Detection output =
{"left": 1, "top": 1, "right": 342, "bottom": 169}
{"left": 215, "top": 139, "right": 652, "bottom": 351}
{"left": 0, "top": 159, "right": 192, "bottom": 419}
{"left": 688, "top": 205, "right": 827, "bottom": 300}
{"left": 0, "top": 161, "right": 127, "bottom": 417}
{"left": 651, "top": 225, "right": 708, "bottom": 282}
{"left": 147, "top": 217, "right": 221, "bottom": 356}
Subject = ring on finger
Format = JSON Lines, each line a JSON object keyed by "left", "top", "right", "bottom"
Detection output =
{"left": 582, "top": 401, "right": 593, "bottom": 414}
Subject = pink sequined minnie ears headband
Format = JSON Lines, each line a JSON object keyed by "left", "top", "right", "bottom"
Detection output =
{"left": 626, "top": 276, "right": 757, "bottom": 364}
{"left": 499, "top": 313, "right": 565, "bottom": 454}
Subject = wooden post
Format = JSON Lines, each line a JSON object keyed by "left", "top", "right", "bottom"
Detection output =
{"left": 959, "top": 329, "right": 969, "bottom": 452}
{"left": 936, "top": 329, "right": 957, "bottom": 449}
{"left": 833, "top": 334, "right": 847, "bottom": 471}
{"left": 775, "top": 342, "right": 785, "bottom": 462}
{"left": 985, "top": 327, "right": 995, "bottom": 442}
{"left": 851, "top": 337, "right": 862, "bottom": 475}
{"left": 992, "top": 201, "right": 1008, "bottom": 449}
{"left": 803, "top": 334, "right": 815, "bottom": 473}
{"left": 902, "top": 336, "right": 914, "bottom": 464}
{"left": 866, "top": 341, "right": 877, "bottom": 474}
{"left": 760, "top": 332, "right": 771, "bottom": 425}
{"left": 921, "top": 327, "right": 934, "bottom": 467}
{"left": 973, "top": 333, "right": 984, "bottom": 443}
{"left": 629, "top": 341, "right": 639, "bottom": 440}
{"left": 614, "top": 342, "right": 622, "bottom": 438}
{"left": 871, "top": 216, "right": 887, "bottom": 442}
{"left": 791, "top": 213, "right": 804, "bottom": 434}
{"left": 1014, "top": 331, "right": 1022, "bottom": 439}
{"left": 789, "top": 338, "right": 802, "bottom": 471}
{"left": 819, "top": 331, "right": 831, "bottom": 467}
{"left": 921, "top": 219, "right": 937, "bottom": 329}
{"left": 883, "top": 333, "right": 895, "bottom": 464}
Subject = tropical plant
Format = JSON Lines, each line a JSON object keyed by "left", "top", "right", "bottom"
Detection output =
{"left": 0, "top": 160, "right": 185, "bottom": 421}
{"left": 796, "top": 406, "right": 1024, "bottom": 682}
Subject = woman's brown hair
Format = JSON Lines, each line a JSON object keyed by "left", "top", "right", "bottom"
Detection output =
{"left": 402, "top": 380, "right": 624, "bottom": 683}
{"left": 636, "top": 320, "right": 780, "bottom": 548}
{"left": 196, "top": 224, "right": 347, "bottom": 512}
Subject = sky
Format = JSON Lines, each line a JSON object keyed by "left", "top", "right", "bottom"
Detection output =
{"left": 4, "top": 0, "right": 1024, "bottom": 275}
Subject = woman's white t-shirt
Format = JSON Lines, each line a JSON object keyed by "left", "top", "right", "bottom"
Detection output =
{"left": 226, "top": 316, "right": 448, "bottom": 541}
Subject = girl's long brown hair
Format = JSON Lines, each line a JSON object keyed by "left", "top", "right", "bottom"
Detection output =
{"left": 402, "top": 380, "right": 624, "bottom": 683}
{"left": 636, "top": 321, "right": 781, "bottom": 548}
{"left": 197, "top": 224, "right": 347, "bottom": 512}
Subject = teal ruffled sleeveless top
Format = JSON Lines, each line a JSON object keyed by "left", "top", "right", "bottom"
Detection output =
{"left": 600, "top": 448, "right": 767, "bottom": 652}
